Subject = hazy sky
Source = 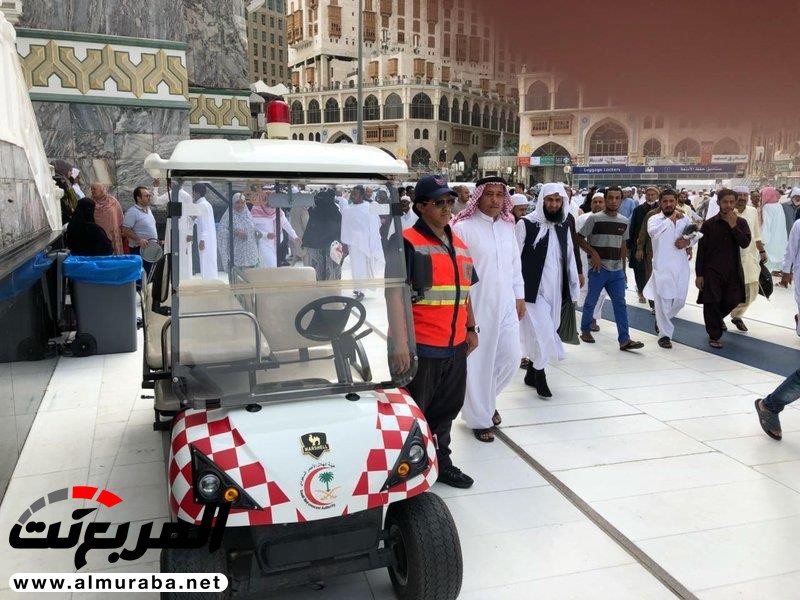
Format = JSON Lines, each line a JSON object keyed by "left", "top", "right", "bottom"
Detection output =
{"left": 488, "top": 0, "right": 799, "bottom": 121}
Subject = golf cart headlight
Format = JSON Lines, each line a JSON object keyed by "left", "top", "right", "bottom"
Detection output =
{"left": 408, "top": 442, "right": 426, "bottom": 464}
{"left": 198, "top": 473, "right": 221, "bottom": 499}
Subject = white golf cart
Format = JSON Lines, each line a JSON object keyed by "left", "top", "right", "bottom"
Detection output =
{"left": 141, "top": 138, "right": 463, "bottom": 599}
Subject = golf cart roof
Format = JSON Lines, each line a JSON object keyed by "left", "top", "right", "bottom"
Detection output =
{"left": 144, "top": 139, "right": 409, "bottom": 179}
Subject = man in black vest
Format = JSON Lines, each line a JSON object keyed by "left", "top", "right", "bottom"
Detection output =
{"left": 515, "top": 183, "right": 581, "bottom": 398}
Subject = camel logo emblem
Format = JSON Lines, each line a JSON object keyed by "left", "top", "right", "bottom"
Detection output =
{"left": 301, "top": 432, "right": 330, "bottom": 459}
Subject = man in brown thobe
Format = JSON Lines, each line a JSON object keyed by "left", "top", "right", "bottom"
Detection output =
{"left": 695, "top": 189, "right": 752, "bottom": 348}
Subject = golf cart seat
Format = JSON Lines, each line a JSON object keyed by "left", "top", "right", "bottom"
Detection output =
{"left": 143, "top": 258, "right": 270, "bottom": 371}
{"left": 241, "top": 266, "right": 337, "bottom": 359}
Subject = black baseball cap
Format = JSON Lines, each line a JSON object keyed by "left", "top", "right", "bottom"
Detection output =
{"left": 414, "top": 175, "right": 456, "bottom": 203}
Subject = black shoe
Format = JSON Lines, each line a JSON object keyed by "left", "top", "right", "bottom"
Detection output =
{"left": 534, "top": 368, "right": 552, "bottom": 398}
{"left": 437, "top": 465, "right": 474, "bottom": 489}
{"left": 353, "top": 291, "right": 365, "bottom": 301}
{"left": 524, "top": 364, "right": 537, "bottom": 387}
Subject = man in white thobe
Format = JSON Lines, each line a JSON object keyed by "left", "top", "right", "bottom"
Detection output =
{"left": 729, "top": 186, "right": 766, "bottom": 331}
{"left": 152, "top": 179, "right": 196, "bottom": 281}
{"left": 515, "top": 183, "right": 580, "bottom": 398}
{"left": 451, "top": 177, "right": 525, "bottom": 442}
{"left": 577, "top": 192, "right": 607, "bottom": 331}
{"left": 340, "top": 185, "right": 385, "bottom": 300}
{"left": 191, "top": 182, "right": 218, "bottom": 280}
{"left": 780, "top": 218, "right": 800, "bottom": 336}
{"left": 643, "top": 189, "right": 696, "bottom": 348}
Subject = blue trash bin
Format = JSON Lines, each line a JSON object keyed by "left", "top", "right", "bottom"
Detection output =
{"left": 64, "top": 255, "right": 143, "bottom": 356}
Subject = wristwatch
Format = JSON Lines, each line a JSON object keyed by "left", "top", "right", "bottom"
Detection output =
{"left": 466, "top": 326, "right": 480, "bottom": 333}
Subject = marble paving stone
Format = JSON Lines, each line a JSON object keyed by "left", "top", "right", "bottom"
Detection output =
{"left": 498, "top": 400, "right": 640, "bottom": 427}
{"left": 668, "top": 412, "right": 800, "bottom": 442}
{"left": 455, "top": 564, "right": 676, "bottom": 600}
{"left": 697, "top": 570, "right": 800, "bottom": 600}
{"left": 69, "top": 104, "right": 119, "bottom": 133}
{"left": 638, "top": 515, "right": 800, "bottom": 591}
{"left": 556, "top": 452, "right": 766, "bottom": 501}
{"left": 707, "top": 435, "right": 800, "bottom": 466}
{"left": 584, "top": 368, "right": 709, "bottom": 390}
{"left": 609, "top": 380, "right": 749, "bottom": 404}
{"left": 521, "top": 428, "right": 710, "bottom": 472}
{"left": 706, "top": 368, "right": 784, "bottom": 385}
{"left": 444, "top": 486, "right": 584, "bottom": 538}
{"left": 503, "top": 413, "right": 670, "bottom": 446}
{"left": 755, "top": 460, "right": 800, "bottom": 493}
{"left": 592, "top": 479, "right": 800, "bottom": 541}
{"left": 633, "top": 394, "right": 755, "bottom": 421}
{"left": 431, "top": 455, "right": 548, "bottom": 499}
{"left": 558, "top": 356, "right": 677, "bottom": 378}
{"left": 497, "top": 385, "right": 618, "bottom": 409}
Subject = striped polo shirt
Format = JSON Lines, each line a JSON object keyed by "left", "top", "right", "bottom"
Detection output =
{"left": 578, "top": 211, "right": 630, "bottom": 271}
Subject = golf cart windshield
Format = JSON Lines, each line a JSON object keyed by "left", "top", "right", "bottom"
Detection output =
{"left": 164, "top": 176, "right": 415, "bottom": 409}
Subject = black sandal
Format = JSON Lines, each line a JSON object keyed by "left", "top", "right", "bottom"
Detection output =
{"left": 755, "top": 399, "right": 782, "bottom": 440}
{"left": 619, "top": 340, "right": 644, "bottom": 351}
{"left": 492, "top": 410, "right": 502, "bottom": 427}
{"left": 473, "top": 428, "right": 495, "bottom": 443}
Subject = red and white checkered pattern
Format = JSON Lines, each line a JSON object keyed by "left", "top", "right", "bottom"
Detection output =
{"left": 168, "top": 410, "right": 292, "bottom": 526}
{"left": 346, "top": 388, "right": 437, "bottom": 513}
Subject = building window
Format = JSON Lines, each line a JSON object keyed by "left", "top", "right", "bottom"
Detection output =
{"left": 411, "top": 93, "right": 433, "bottom": 119}
{"left": 525, "top": 81, "right": 550, "bottom": 111}
{"left": 414, "top": 128, "right": 420, "bottom": 139}
{"left": 384, "top": 93, "right": 403, "bottom": 119}
{"left": 307, "top": 99, "right": 321, "bottom": 123}
{"left": 655, "top": 115, "right": 664, "bottom": 128}
{"left": 713, "top": 137, "right": 740, "bottom": 155}
{"left": 291, "top": 100, "right": 304, "bottom": 124}
{"left": 588, "top": 122, "right": 629, "bottom": 156}
{"left": 411, "top": 147, "right": 431, "bottom": 168}
{"left": 643, "top": 138, "right": 662, "bottom": 157}
{"left": 422, "top": 128, "right": 429, "bottom": 140}
{"left": 439, "top": 96, "right": 449, "bottom": 121}
{"left": 343, "top": 96, "right": 358, "bottom": 121}
{"left": 470, "top": 103, "right": 480, "bottom": 127}
{"left": 324, "top": 98, "right": 341, "bottom": 123}
{"left": 364, "top": 95, "right": 380, "bottom": 120}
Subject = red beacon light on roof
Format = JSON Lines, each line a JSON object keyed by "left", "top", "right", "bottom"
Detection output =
{"left": 266, "top": 99, "right": 290, "bottom": 140}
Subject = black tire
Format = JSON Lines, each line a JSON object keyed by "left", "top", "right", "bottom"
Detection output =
{"left": 385, "top": 493, "right": 463, "bottom": 600}
{"left": 71, "top": 333, "right": 96, "bottom": 357}
{"left": 160, "top": 546, "right": 232, "bottom": 600}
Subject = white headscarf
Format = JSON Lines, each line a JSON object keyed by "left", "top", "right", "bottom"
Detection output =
{"left": 791, "top": 187, "right": 800, "bottom": 199}
{"left": 733, "top": 185, "right": 750, "bottom": 194}
{"left": 526, "top": 183, "right": 569, "bottom": 247}
{"left": 511, "top": 193, "right": 529, "bottom": 207}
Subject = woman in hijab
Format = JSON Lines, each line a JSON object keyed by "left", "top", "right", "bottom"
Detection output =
{"left": 302, "top": 188, "right": 343, "bottom": 281}
{"left": 65, "top": 199, "right": 113, "bottom": 256}
{"left": 760, "top": 186, "right": 788, "bottom": 272}
{"left": 217, "top": 192, "right": 260, "bottom": 269}
{"left": 89, "top": 183, "right": 124, "bottom": 255}
{"left": 251, "top": 191, "right": 299, "bottom": 268}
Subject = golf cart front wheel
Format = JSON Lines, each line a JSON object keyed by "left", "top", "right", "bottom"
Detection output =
{"left": 385, "top": 493, "right": 463, "bottom": 600}
{"left": 160, "top": 546, "right": 232, "bottom": 599}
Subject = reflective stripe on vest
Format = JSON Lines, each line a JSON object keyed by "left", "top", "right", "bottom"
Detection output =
{"left": 404, "top": 227, "right": 473, "bottom": 347}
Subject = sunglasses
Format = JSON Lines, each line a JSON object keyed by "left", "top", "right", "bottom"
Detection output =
{"left": 424, "top": 197, "right": 456, "bottom": 209}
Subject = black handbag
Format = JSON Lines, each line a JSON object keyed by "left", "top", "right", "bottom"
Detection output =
{"left": 558, "top": 300, "right": 580, "bottom": 345}
{"left": 758, "top": 263, "right": 773, "bottom": 298}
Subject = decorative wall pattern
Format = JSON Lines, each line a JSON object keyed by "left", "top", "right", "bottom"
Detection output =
{"left": 16, "top": 30, "right": 188, "bottom": 107}
{"left": 188, "top": 89, "right": 251, "bottom": 136}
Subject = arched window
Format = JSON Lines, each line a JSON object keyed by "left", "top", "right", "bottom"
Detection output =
{"left": 499, "top": 109, "right": 506, "bottom": 131}
{"left": 643, "top": 116, "right": 653, "bottom": 129}
{"left": 384, "top": 93, "right": 403, "bottom": 119}
{"left": 554, "top": 80, "right": 579, "bottom": 109}
{"left": 642, "top": 138, "right": 662, "bottom": 157}
{"left": 654, "top": 115, "right": 664, "bottom": 128}
{"left": 507, "top": 113, "right": 514, "bottom": 132}
{"left": 290, "top": 100, "right": 304, "bottom": 125}
{"left": 713, "top": 137, "right": 740, "bottom": 155}
{"left": 471, "top": 103, "right": 481, "bottom": 127}
{"left": 315, "top": 132, "right": 321, "bottom": 142}
{"left": 525, "top": 81, "right": 550, "bottom": 111}
{"left": 439, "top": 96, "right": 449, "bottom": 121}
{"left": 514, "top": 116, "right": 520, "bottom": 134}
{"left": 451, "top": 98, "right": 460, "bottom": 123}
{"left": 674, "top": 137, "right": 701, "bottom": 158}
{"left": 470, "top": 153, "right": 479, "bottom": 170}
{"left": 533, "top": 142, "right": 571, "bottom": 161}
{"left": 481, "top": 106, "right": 490, "bottom": 129}
{"left": 588, "top": 121, "right": 628, "bottom": 156}
{"left": 491, "top": 107, "right": 499, "bottom": 130}
{"left": 461, "top": 100, "right": 470, "bottom": 125}
{"left": 298, "top": 133, "right": 304, "bottom": 140}
{"left": 307, "top": 99, "right": 321, "bottom": 124}
{"left": 324, "top": 98, "right": 340, "bottom": 123}
{"left": 411, "top": 93, "right": 433, "bottom": 119}
{"left": 414, "top": 128, "right": 421, "bottom": 139}
{"left": 422, "top": 128, "right": 429, "bottom": 140}
{"left": 343, "top": 97, "right": 358, "bottom": 121}
{"left": 291, "top": 133, "right": 298, "bottom": 140}
{"left": 411, "top": 148, "right": 431, "bottom": 168}
{"left": 438, "top": 149, "right": 447, "bottom": 162}
{"left": 363, "top": 95, "right": 380, "bottom": 120}
{"left": 453, "top": 151, "right": 466, "bottom": 164}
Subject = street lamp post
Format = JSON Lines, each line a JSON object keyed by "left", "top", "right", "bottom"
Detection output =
{"left": 356, "top": 0, "right": 364, "bottom": 144}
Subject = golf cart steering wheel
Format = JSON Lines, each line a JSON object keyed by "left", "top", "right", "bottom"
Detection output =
{"left": 295, "top": 296, "right": 367, "bottom": 342}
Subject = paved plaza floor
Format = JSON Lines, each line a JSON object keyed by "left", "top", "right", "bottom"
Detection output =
{"left": 2, "top": 274, "right": 800, "bottom": 599}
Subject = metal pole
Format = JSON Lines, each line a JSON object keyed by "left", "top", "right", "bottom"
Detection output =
{"left": 356, "top": 0, "right": 364, "bottom": 144}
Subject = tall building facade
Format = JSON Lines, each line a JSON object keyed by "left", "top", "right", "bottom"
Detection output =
{"left": 517, "top": 69, "right": 753, "bottom": 189}
{"left": 247, "top": 0, "right": 290, "bottom": 86}
{"left": 284, "top": 0, "right": 520, "bottom": 179}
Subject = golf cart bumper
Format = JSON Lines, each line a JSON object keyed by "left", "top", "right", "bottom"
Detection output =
{"left": 223, "top": 508, "right": 393, "bottom": 595}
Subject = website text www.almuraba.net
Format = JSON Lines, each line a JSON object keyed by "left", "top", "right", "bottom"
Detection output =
{"left": 9, "top": 573, "right": 228, "bottom": 593}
